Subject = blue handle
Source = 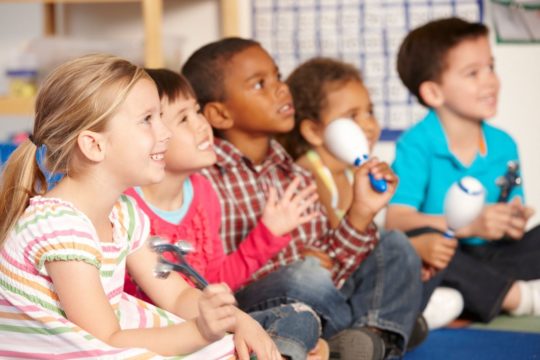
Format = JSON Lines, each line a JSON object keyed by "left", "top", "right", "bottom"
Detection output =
{"left": 368, "top": 173, "right": 387, "bottom": 193}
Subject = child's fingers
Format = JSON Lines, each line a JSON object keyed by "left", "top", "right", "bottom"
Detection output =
{"left": 369, "top": 161, "right": 398, "bottom": 183}
{"left": 282, "top": 177, "right": 302, "bottom": 202}
{"left": 266, "top": 186, "right": 278, "bottom": 207}
{"left": 202, "top": 284, "right": 237, "bottom": 307}
{"left": 298, "top": 211, "right": 321, "bottom": 225}
{"left": 234, "top": 337, "right": 250, "bottom": 360}
{"left": 354, "top": 157, "right": 380, "bottom": 178}
{"left": 295, "top": 192, "right": 319, "bottom": 213}
{"left": 291, "top": 183, "right": 317, "bottom": 204}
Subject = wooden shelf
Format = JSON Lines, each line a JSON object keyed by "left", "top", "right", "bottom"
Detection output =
{"left": 0, "top": 0, "right": 163, "bottom": 116}
{"left": 0, "top": 97, "right": 35, "bottom": 116}
{"left": 0, "top": 0, "right": 241, "bottom": 116}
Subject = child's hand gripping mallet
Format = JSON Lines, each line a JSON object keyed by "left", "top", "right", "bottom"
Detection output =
{"left": 496, "top": 161, "right": 521, "bottom": 203}
{"left": 323, "top": 117, "right": 387, "bottom": 193}
{"left": 443, "top": 176, "right": 486, "bottom": 238}
{"left": 148, "top": 236, "right": 209, "bottom": 290}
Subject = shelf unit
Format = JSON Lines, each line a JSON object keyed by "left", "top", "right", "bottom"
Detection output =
{"left": 0, "top": 0, "right": 164, "bottom": 116}
{"left": 0, "top": 0, "right": 241, "bottom": 116}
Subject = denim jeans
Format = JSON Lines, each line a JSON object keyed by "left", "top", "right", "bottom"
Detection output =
{"left": 236, "top": 230, "right": 422, "bottom": 353}
{"left": 250, "top": 303, "right": 321, "bottom": 360}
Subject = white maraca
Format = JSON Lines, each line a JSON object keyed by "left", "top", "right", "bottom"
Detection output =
{"left": 443, "top": 176, "right": 486, "bottom": 238}
{"left": 323, "top": 118, "right": 387, "bottom": 193}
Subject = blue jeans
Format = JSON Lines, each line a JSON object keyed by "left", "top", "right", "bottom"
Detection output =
{"left": 236, "top": 230, "right": 422, "bottom": 352}
{"left": 250, "top": 303, "right": 320, "bottom": 360}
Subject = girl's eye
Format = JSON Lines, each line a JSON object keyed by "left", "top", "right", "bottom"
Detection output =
{"left": 179, "top": 115, "right": 188, "bottom": 124}
{"left": 143, "top": 114, "right": 152, "bottom": 124}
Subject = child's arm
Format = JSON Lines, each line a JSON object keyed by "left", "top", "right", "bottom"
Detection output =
{"left": 386, "top": 205, "right": 447, "bottom": 233}
{"left": 46, "top": 259, "right": 220, "bottom": 356}
{"left": 346, "top": 158, "right": 398, "bottom": 231}
{"left": 457, "top": 199, "right": 534, "bottom": 240}
{"left": 203, "top": 175, "right": 319, "bottom": 290}
{"left": 128, "top": 242, "right": 281, "bottom": 360}
{"left": 309, "top": 159, "right": 398, "bottom": 282}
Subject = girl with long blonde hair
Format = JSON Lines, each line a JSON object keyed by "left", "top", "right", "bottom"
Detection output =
{"left": 0, "top": 54, "right": 279, "bottom": 359}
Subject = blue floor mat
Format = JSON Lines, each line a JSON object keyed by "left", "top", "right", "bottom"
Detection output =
{"left": 405, "top": 328, "right": 540, "bottom": 360}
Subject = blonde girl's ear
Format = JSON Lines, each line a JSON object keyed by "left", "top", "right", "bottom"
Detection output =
{"left": 299, "top": 119, "right": 324, "bottom": 147}
{"left": 77, "top": 130, "right": 106, "bottom": 162}
{"left": 203, "top": 102, "right": 233, "bottom": 130}
{"left": 419, "top": 80, "right": 444, "bottom": 108}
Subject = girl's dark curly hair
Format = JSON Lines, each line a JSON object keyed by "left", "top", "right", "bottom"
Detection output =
{"left": 281, "top": 57, "right": 363, "bottom": 159}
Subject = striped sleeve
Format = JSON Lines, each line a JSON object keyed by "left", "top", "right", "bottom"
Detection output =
{"left": 116, "top": 194, "right": 151, "bottom": 254}
{"left": 19, "top": 204, "right": 103, "bottom": 276}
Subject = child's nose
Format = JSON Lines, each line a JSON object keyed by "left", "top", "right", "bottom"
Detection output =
{"left": 157, "top": 117, "right": 172, "bottom": 143}
{"left": 275, "top": 80, "right": 290, "bottom": 98}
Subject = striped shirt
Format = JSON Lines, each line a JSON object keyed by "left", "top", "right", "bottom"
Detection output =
{"left": 0, "top": 195, "right": 234, "bottom": 359}
{"left": 202, "top": 138, "right": 379, "bottom": 289}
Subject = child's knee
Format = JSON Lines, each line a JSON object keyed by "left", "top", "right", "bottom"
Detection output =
{"left": 380, "top": 230, "right": 422, "bottom": 270}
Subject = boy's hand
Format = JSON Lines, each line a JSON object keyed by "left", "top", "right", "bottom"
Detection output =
{"left": 410, "top": 233, "right": 457, "bottom": 270}
{"left": 233, "top": 310, "right": 281, "bottom": 360}
{"left": 262, "top": 177, "right": 320, "bottom": 236}
{"left": 505, "top": 197, "right": 535, "bottom": 240}
{"left": 461, "top": 203, "right": 514, "bottom": 240}
{"left": 347, "top": 158, "right": 398, "bottom": 231}
{"left": 421, "top": 264, "right": 437, "bottom": 282}
{"left": 196, "top": 284, "right": 237, "bottom": 342}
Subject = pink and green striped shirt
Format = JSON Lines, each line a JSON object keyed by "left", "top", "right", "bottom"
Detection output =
{"left": 0, "top": 195, "right": 234, "bottom": 359}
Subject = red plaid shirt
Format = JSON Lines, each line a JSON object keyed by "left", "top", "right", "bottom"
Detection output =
{"left": 202, "top": 138, "right": 379, "bottom": 288}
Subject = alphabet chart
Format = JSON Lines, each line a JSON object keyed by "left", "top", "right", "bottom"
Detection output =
{"left": 251, "top": 0, "right": 484, "bottom": 140}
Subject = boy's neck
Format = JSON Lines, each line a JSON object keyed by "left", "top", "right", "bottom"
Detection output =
{"left": 437, "top": 109, "right": 483, "bottom": 164}
{"left": 223, "top": 131, "right": 271, "bottom": 165}
{"left": 141, "top": 173, "right": 188, "bottom": 211}
{"left": 437, "top": 109, "right": 482, "bottom": 141}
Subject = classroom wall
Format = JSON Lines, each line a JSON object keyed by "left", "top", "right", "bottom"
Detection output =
{"left": 0, "top": 0, "right": 538, "bottom": 227}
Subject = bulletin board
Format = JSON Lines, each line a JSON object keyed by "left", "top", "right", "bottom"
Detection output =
{"left": 250, "top": 0, "right": 484, "bottom": 141}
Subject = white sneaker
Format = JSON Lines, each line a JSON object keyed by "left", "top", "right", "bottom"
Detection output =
{"left": 423, "top": 287, "right": 464, "bottom": 329}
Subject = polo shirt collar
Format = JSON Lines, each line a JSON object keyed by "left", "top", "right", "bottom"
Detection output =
{"left": 426, "top": 109, "right": 488, "bottom": 170}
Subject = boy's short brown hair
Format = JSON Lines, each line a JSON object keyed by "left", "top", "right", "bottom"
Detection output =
{"left": 145, "top": 68, "right": 195, "bottom": 103}
{"left": 397, "top": 17, "right": 488, "bottom": 106}
{"left": 181, "top": 37, "right": 260, "bottom": 110}
{"left": 283, "top": 57, "right": 363, "bottom": 159}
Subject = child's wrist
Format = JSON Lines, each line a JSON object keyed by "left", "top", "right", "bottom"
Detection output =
{"left": 346, "top": 206, "right": 376, "bottom": 232}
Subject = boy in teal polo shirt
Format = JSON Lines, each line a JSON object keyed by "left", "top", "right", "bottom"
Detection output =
{"left": 386, "top": 17, "right": 540, "bottom": 322}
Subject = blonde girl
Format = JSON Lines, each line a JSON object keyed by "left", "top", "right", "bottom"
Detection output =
{"left": 0, "top": 54, "right": 278, "bottom": 359}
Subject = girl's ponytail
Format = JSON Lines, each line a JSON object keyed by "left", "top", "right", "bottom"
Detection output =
{"left": 0, "top": 139, "right": 46, "bottom": 245}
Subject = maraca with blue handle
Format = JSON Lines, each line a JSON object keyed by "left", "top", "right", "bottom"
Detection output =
{"left": 323, "top": 117, "right": 387, "bottom": 193}
{"left": 443, "top": 176, "right": 486, "bottom": 238}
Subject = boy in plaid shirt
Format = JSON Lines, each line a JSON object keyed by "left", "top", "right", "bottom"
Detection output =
{"left": 182, "top": 38, "right": 424, "bottom": 359}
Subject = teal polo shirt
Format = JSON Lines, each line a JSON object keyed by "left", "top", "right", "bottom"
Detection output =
{"left": 390, "top": 110, "right": 524, "bottom": 245}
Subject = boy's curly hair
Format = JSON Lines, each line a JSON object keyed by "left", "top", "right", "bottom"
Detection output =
{"left": 397, "top": 17, "right": 488, "bottom": 107}
{"left": 181, "top": 37, "right": 260, "bottom": 110}
{"left": 283, "top": 57, "right": 363, "bottom": 159}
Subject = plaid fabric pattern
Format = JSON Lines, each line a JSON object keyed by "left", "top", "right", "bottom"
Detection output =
{"left": 201, "top": 138, "right": 379, "bottom": 288}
